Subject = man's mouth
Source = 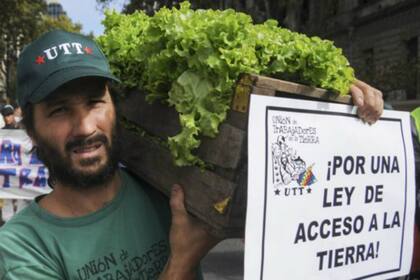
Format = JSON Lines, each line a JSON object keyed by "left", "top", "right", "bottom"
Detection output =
{"left": 66, "top": 134, "right": 108, "bottom": 156}
{"left": 73, "top": 143, "right": 103, "bottom": 154}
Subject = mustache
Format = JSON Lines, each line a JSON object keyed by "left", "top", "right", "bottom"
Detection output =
{"left": 65, "top": 134, "right": 108, "bottom": 152}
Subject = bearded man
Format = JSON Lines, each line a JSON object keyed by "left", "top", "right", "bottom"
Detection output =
{"left": 0, "top": 30, "right": 217, "bottom": 279}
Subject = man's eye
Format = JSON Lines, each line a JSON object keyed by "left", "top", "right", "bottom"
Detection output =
{"left": 48, "top": 107, "right": 66, "bottom": 117}
{"left": 89, "top": 99, "right": 105, "bottom": 106}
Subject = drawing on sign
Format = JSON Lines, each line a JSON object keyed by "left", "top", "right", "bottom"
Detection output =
{"left": 271, "top": 114, "right": 319, "bottom": 196}
{"left": 271, "top": 136, "right": 317, "bottom": 196}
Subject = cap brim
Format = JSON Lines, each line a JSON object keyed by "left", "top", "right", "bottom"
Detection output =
{"left": 29, "top": 66, "right": 120, "bottom": 104}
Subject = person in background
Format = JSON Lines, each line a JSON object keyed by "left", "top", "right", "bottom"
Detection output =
{"left": 1, "top": 105, "right": 20, "bottom": 129}
{"left": 0, "top": 109, "right": 4, "bottom": 128}
{"left": 13, "top": 104, "right": 22, "bottom": 124}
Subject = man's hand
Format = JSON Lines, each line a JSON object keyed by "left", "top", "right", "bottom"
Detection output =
{"left": 350, "top": 79, "right": 384, "bottom": 124}
{"left": 159, "top": 184, "right": 221, "bottom": 280}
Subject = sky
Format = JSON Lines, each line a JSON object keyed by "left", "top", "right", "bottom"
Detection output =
{"left": 59, "top": 0, "right": 125, "bottom": 36}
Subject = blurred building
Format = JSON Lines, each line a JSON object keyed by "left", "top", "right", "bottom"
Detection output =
{"left": 301, "top": 0, "right": 420, "bottom": 111}
{"left": 47, "top": 0, "right": 66, "bottom": 19}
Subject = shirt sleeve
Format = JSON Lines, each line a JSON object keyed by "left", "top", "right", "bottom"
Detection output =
{"left": 2, "top": 265, "right": 62, "bottom": 280}
{"left": 0, "top": 231, "right": 63, "bottom": 280}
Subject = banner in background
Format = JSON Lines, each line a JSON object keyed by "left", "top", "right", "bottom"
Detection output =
{"left": 0, "top": 129, "right": 51, "bottom": 199}
{"left": 245, "top": 95, "right": 415, "bottom": 280}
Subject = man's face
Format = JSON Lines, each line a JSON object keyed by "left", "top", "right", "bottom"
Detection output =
{"left": 31, "top": 78, "right": 120, "bottom": 189}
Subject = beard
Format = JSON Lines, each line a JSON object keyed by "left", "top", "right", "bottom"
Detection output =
{"left": 33, "top": 123, "right": 121, "bottom": 190}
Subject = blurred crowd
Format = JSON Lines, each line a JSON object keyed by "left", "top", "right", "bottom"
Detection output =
{"left": 0, "top": 103, "right": 27, "bottom": 226}
{"left": 0, "top": 103, "right": 22, "bottom": 129}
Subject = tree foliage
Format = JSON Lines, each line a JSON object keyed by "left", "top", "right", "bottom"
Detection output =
{"left": 38, "top": 15, "right": 83, "bottom": 35}
{"left": 0, "top": 0, "right": 46, "bottom": 101}
{"left": 0, "top": 0, "right": 83, "bottom": 102}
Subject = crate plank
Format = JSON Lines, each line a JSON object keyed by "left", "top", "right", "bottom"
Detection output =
{"left": 120, "top": 128, "right": 242, "bottom": 237}
{"left": 120, "top": 92, "right": 246, "bottom": 170}
{"left": 120, "top": 90, "right": 181, "bottom": 136}
{"left": 198, "top": 123, "right": 245, "bottom": 169}
{"left": 253, "top": 75, "right": 352, "bottom": 104}
{"left": 232, "top": 74, "right": 352, "bottom": 113}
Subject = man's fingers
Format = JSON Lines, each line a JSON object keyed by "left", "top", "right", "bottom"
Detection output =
{"left": 351, "top": 79, "right": 384, "bottom": 124}
{"left": 350, "top": 84, "right": 364, "bottom": 107}
{"left": 359, "top": 87, "right": 376, "bottom": 121}
{"left": 374, "top": 90, "right": 384, "bottom": 118}
{"left": 362, "top": 88, "right": 383, "bottom": 123}
{"left": 170, "top": 184, "right": 187, "bottom": 218}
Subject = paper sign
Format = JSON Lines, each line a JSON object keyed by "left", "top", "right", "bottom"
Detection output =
{"left": 245, "top": 95, "right": 415, "bottom": 280}
{"left": 0, "top": 129, "right": 51, "bottom": 199}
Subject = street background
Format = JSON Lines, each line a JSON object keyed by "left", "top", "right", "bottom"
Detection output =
{"left": 202, "top": 239, "right": 244, "bottom": 280}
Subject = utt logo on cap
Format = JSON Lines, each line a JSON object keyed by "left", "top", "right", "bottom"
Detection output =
{"left": 35, "top": 42, "right": 93, "bottom": 65}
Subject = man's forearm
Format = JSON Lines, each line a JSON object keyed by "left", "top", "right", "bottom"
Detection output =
{"left": 159, "top": 256, "right": 197, "bottom": 280}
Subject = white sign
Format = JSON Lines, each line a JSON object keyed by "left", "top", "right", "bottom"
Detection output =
{"left": 0, "top": 129, "right": 51, "bottom": 199}
{"left": 245, "top": 95, "right": 415, "bottom": 280}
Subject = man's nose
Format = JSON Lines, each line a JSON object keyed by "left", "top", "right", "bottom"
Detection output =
{"left": 71, "top": 109, "right": 96, "bottom": 137}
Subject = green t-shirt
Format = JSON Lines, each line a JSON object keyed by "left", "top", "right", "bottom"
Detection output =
{"left": 0, "top": 169, "right": 171, "bottom": 280}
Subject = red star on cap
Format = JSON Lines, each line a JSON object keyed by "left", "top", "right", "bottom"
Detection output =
{"left": 84, "top": 46, "right": 93, "bottom": 54}
{"left": 35, "top": 55, "right": 45, "bottom": 65}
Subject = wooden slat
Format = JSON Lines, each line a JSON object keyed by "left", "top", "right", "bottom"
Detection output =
{"left": 232, "top": 81, "right": 252, "bottom": 113}
{"left": 120, "top": 91, "right": 246, "bottom": 170}
{"left": 198, "top": 123, "right": 245, "bottom": 169}
{"left": 232, "top": 74, "right": 352, "bottom": 113}
{"left": 120, "top": 128, "right": 243, "bottom": 237}
{"left": 225, "top": 146, "right": 247, "bottom": 233}
{"left": 120, "top": 90, "right": 181, "bottom": 136}
{"left": 224, "top": 110, "right": 248, "bottom": 131}
{"left": 252, "top": 75, "right": 352, "bottom": 104}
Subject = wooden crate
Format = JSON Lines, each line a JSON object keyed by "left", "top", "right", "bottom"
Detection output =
{"left": 119, "top": 74, "right": 352, "bottom": 238}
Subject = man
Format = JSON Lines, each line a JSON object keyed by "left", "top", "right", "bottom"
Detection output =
{"left": 1, "top": 104, "right": 19, "bottom": 129}
{"left": 0, "top": 30, "right": 217, "bottom": 279}
{"left": 13, "top": 104, "right": 22, "bottom": 124}
{"left": 0, "top": 30, "right": 383, "bottom": 279}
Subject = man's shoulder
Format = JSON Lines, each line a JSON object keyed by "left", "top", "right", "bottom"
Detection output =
{"left": 0, "top": 204, "right": 39, "bottom": 239}
{"left": 0, "top": 229, "right": 60, "bottom": 280}
{"left": 0, "top": 206, "right": 51, "bottom": 278}
{"left": 120, "top": 167, "right": 171, "bottom": 225}
{"left": 120, "top": 167, "right": 168, "bottom": 202}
